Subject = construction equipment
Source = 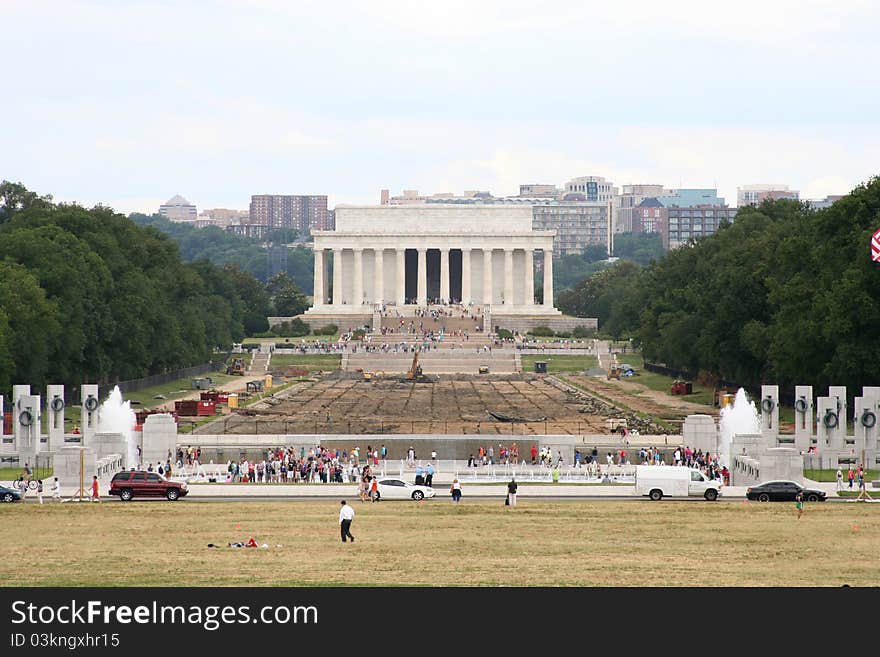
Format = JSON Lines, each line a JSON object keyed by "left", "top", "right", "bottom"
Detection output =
{"left": 402, "top": 351, "right": 432, "bottom": 383}
{"left": 607, "top": 365, "right": 621, "bottom": 380}
{"left": 478, "top": 365, "right": 490, "bottom": 374}
{"left": 407, "top": 351, "right": 423, "bottom": 379}
{"left": 362, "top": 371, "right": 374, "bottom": 381}
{"left": 226, "top": 358, "right": 245, "bottom": 376}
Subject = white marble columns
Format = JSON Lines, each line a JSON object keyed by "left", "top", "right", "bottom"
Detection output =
{"left": 353, "top": 249, "right": 364, "bottom": 305}
{"left": 503, "top": 249, "right": 514, "bottom": 306}
{"left": 543, "top": 249, "right": 554, "bottom": 308}
{"left": 417, "top": 248, "right": 427, "bottom": 305}
{"left": 373, "top": 248, "right": 384, "bottom": 304}
{"left": 482, "top": 249, "right": 493, "bottom": 305}
{"left": 313, "top": 248, "right": 324, "bottom": 304}
{"left": 395, "top": 249, "right": 406, "bottom": 305}
{"left": 461, "top": 248, "right": 472, "bottom": 305}
{"left": 524, "top": 249, "right": 535, "bottom": 306}
{"left": 440, "top": 248, "right": 450, "bottom": 304}
{"left": 313, "top": 241, "right": 554, "bottom": 312}
{"left": 332, "top": 248, "right": 343, "bottom": 304}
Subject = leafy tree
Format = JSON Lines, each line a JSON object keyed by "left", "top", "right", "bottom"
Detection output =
{"left": 0, "top": 185, "right": 265, "bottom": 391}
{"left": 612, "top": 233, "right": 665, "bottom": 265}
{"left": 266, "top": 272, "right": 309, "bottom": 317}
{"left": 0, "top": 260, "right": 62, "bottom": 387}
{"left": 0, "top": 180, "right": 53, "bottom": 223}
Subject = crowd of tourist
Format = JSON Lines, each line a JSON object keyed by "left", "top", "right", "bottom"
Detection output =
{"left": 220, "top": 444, "right": 389, "bottom": 485}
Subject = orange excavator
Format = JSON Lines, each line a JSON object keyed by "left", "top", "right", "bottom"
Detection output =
{"left": 403, "top": 350, "right": 432, "bottom": 382}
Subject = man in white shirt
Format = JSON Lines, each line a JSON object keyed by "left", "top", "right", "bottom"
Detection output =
{"left": 338, "top": 500, "right": 355, "bottom": 543}
{"left": 51, "top": 477, "right": 62, "bottom": 502}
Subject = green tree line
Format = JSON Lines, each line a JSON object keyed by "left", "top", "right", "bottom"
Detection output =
{"left": 553, "top": 233, "right": 665, "bottom": 294}
{"left": 558, "top": 177, "right": 880, "bottom": 391}
{"left": 0, "top": 182, "right": 307, "bottom": 392}
{"left": 129, "top": 213, "right": 314, "bottom": 294}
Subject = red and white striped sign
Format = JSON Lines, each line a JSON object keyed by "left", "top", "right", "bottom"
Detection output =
{"left": 873, "top": 227, "right": 880, "bottom": 262}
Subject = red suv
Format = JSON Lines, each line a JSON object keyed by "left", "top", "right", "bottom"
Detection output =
{"left": 109, "top": 470, "right": 188, "bottom": 501}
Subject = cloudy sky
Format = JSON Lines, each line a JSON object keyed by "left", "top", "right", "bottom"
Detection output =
{"left": 3, "top": 0, "right": 879, "bottom": 213}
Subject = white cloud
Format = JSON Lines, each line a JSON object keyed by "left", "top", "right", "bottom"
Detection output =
{"left": 2, "top": 1, "right": 878, "bottom": 212}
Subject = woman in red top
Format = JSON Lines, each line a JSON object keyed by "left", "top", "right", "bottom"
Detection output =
{"left": 91, "top": 475, "right": 101, "bottom": 502}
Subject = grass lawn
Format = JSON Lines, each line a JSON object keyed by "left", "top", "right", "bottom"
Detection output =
{"left": 1, "top": 501, "right": 878, "bottom": 586}
{"left": 0, "top": 466, "right": 53, "bottom": 482}
{"left": 835, "top": 490, "right": 880, "bottom": 498}
{"left": 628, "top": 369, "right": 715, "bottom": 407}
{"left": 805, "top": 469, "right": 879, "bottom": 482}
{"left": 521, "top": 354, "right": 598, "bottom": 373}
{"left": 123, "top": 373, "right": 238, "bottom": 409}
{"left": 269, "top": 354, "right": 342, "bottom": 371}
{"left": 617, "top": 353, "right": 644, "bottom": 368}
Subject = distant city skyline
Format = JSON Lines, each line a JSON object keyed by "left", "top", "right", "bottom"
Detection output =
{"left": 3, "top": 1, "right": 878, "bottom": 215}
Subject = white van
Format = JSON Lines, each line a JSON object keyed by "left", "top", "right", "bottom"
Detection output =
{"left": 635, "top": 465, "right": 722, "bottom": 501}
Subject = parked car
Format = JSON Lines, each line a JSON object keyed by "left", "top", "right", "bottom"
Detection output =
{"left": 370, "top": 478, "right": 435, "bottom": 501}
{"left": 746, "top": 480, "right": 826, "bottom": 502}
{"left": 109, "top": 470, "right": 188, "bottom": 501}
{"left": 0, "top": 485, "right": 23, "bottom": 503}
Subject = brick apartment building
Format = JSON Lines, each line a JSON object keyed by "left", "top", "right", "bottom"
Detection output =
{"left": 249, "top": 195, "right": 331, "bottom": 232}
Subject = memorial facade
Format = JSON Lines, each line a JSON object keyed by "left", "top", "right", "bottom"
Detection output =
{"left": 305, "top": 205, "right": 560, "bottom": 316}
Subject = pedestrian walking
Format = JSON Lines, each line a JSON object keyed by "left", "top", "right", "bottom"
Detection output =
{"left": 91, "top": 475, "right": 101, "bottom": 502}
{"left": 836, "top": 467, "right": 843, "bottom": 491}
{"left": 507, "top": 478, "right": 518, "bottom": 507}
{"left": 51, "top": 477, "right": 61, "bottom": 502}
{"left": 36, "top": 480, "right": 44, "bottom": 505}
{"left": 795, "top": 490, "right": 804, "bottom": 519}
{"left": 450, "top": 479, "right": 462, "bottom": 503}
{"left": 339, "top": 500, "right": 355, "bottom": 542}
{"left": 370, "top": 476, "right": 379, "bottom": 502}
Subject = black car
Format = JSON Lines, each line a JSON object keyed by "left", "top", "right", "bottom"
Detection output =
{"left": 746, "top": 480, "right": 826, "bottom": 502}
{"left": 0, "top": 485, "right": 23, "bottom": 503}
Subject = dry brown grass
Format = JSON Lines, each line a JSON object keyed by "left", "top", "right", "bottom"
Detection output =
{"left": 2, "top": 500, "right": 878, "bottom": 586}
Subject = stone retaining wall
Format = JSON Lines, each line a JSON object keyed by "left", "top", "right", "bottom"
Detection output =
{"left": 491, "top": 315, "right": 597, "bottom": 333}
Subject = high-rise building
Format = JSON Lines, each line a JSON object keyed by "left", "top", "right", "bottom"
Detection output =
{"left": 563, "top": 176, "right": 617, "bottom": 201}
{"left": 197, "top": 208, "right": 249, "bottom": 229}
{"left": 806, "top": 194, "right": 845, "bottom": 210}
{"left": 652, "top": 189, "right": 737, "bottom": 250}
{"left": 618, "top": 184, "right": 670, "bottom": 233}
{"left": 518, "top": 184, "right": 559, "bottom": 198}
{"left": 158, "top": 194, "right": 197, "bottom": 222}
{"left": 532, "top": 201, "right": 610, "bottom": 258}
{"left": 249, "top": 195, "right": 329, "bottom": 233}
{"left": 737, "top": 184, "right": 799, "bottom": 207}
{"left": 632, "top": 198, "right": 666, "bottom": 235}
{"left": 563, "top": 176, "right": 618, "bottom": 234}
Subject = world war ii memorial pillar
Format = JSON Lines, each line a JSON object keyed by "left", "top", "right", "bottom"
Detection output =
{"left": 81, "top": 384, "right": 100, "bottom": 447}
{"left": 47, "top": 384, "right": 65, "bottom": 453}
{"left": 15, "top": 391, "right": 42, "bottom": 464}
{"left": 793, "top": 385, "right": 813, "bottom": 453}
{"left": 853, "top": 386, "right": 879, "bottom": 466}
{"left": 760, "top": 385, "right": 779, "bottom": 446}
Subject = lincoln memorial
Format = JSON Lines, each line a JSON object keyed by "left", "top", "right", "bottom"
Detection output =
{"left": 292, "top": 204, "right": 596, "bottom": 333}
